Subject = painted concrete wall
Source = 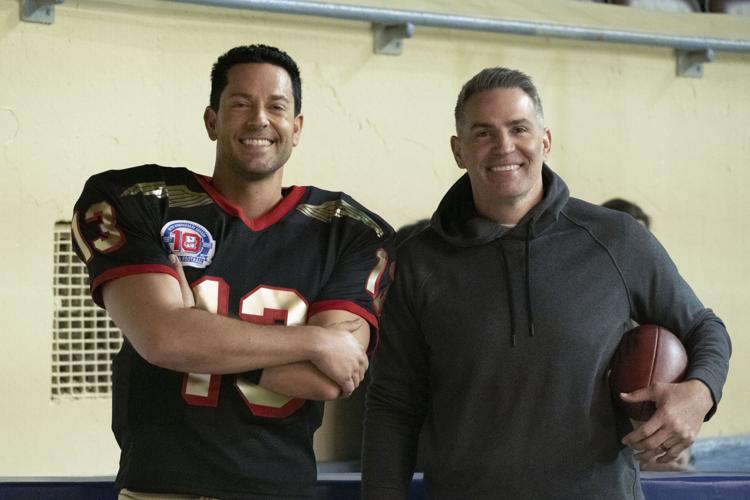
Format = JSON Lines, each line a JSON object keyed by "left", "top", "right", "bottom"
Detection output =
{"left": 1, "top": 0, "right": 748, "bottom": 475}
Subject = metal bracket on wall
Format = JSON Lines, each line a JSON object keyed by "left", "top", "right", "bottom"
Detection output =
{"left": 20, "top": 0, "right": 64, "bottom": 24}
{"left": 373, "top": 22, "right": 414, "bottom": 55}
{"left": 676, "top": 48, "right": 715, "bottom": 78}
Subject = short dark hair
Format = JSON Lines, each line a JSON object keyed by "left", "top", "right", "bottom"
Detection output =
{"left": 602, "top": 198, "right": 651, "bottom": 229}
{"left": 454, "top": 67, "right": 544, "bottom": 128}
{"left": 210, "top": 44, "right": 302, "bottom": 115}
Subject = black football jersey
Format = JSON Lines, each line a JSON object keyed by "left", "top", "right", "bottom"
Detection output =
{"left": 71, "top": 164, "right": 393, "bottom": 499}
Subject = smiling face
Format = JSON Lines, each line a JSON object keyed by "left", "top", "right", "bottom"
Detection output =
{"left": 204, "top": 62, "right": 303, "bottom": 183}
{"left": 451, "top": 87, "right": 551, "bottom": 223}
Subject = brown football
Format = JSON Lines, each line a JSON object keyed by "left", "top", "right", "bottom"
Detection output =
{"left": 608, "top": 324, "right": 688, "bottom": 421}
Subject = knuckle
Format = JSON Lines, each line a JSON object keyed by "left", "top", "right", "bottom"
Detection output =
{"left": 681, "top": 429, "right": 696, "bottom": 443}
{"left": 661, "top": 413, "right": 678, "bottom": 428}
{"left": 324, "top": 386, "right": 340, "bottom": 400}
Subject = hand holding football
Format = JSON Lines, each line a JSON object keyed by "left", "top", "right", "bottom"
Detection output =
{"left": 608, "top": 324, "right": 688, "bottom": 421}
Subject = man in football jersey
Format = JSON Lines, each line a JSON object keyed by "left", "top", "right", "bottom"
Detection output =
{"left": 72, "top": 45, "right": 393, "bottom": 499}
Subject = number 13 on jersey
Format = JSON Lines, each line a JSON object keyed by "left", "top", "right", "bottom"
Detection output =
{"left": 183, "top": 278, "right": 308, "bottom": 418}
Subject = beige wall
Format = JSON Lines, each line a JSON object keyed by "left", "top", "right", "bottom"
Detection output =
{"left": 1, "top": 0, "right": 748, "bottom": 476}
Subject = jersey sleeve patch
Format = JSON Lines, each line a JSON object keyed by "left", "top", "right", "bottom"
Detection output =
{"left": 161, "top": 220, "right": 216, "bottom": 269}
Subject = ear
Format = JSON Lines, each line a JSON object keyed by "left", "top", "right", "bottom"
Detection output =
{"left": 204, "top": 106, "right": 218, "bottom": 141}
{"left": 542, "top": 127, "right": 552, "bottom": 161}
{"left": 292, "top": 113, "right": 304, "bottom": 146}
{"left": 450, "top": 135, "right": 465, "bottom": 170}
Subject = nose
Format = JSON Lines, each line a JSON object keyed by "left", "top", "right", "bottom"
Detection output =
{"left": 495, "top": 130, "right": 515, "bottom": 154}
{"left": 246, "top": 105, "right": 269, "bottom": 129}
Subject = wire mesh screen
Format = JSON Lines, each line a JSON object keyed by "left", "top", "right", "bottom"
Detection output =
{"left": 51, "top": 222, "right": 121, "bottom": 399}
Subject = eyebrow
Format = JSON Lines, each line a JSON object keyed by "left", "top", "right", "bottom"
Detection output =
{"left": 227, "top": 93, "right": 290, "bottom": 102}
{"left": 508, "top": 118, "right": 533, "bottom": 127}
{"left": 469, "top": 122, "right": 495, "bottom": 131}
{"left": 469, "top": 118, "right": 532, "bottom": 130}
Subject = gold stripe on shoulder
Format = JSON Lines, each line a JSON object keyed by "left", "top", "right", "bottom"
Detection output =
{"left": 164, "top": 185, "right": 214, "bottom": 208}
{"left": 120, "top": 182, "right": 213, "bottom": 208}
{"left": 120, "top": 181, "right": 166, "bottom": 198}
{"left": 296, "top": 200, "right": 384, "bottom": 238}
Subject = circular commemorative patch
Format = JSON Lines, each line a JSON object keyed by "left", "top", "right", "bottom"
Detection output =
{"left": 161, "top": 220, "right": 216, "bottom": 269}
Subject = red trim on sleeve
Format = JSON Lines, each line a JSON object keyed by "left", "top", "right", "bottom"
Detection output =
{"left": 194, "top": 174, "right": 307, "bottom": 231}
{"left": 90, "top": 264, "right": 179, "bottom": 308}
{"left": 308, "top": 299, "right": 380, "bottom": 353}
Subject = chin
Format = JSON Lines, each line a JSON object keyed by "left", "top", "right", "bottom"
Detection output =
{"left": 241, "top": 164, "right": 284, "bottom": 182}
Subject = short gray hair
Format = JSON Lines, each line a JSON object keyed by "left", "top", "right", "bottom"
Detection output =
{"left": 454, "top": 67, "right": 544, "bottom": 128}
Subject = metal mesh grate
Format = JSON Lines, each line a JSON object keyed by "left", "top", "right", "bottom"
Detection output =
{"left": 51, "top": 222, "right": 122, "bottom": 399}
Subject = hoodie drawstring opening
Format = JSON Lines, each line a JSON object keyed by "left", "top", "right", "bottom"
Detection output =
{"left": 525, "top": 225, "right": 535, "bottom": 338}
{"left": 499, "top": 245, "right": 517, "bottom": 347}
{"left": 501, "top": 226, "right": 536, "bottom": 347}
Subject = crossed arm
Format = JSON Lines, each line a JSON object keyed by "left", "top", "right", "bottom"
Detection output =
{"left": 102, "top": 257, "right": 371, "bottom": 400}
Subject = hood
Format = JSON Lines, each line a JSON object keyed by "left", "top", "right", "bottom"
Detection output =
{"left": 430, "top": 164, "right": 569, "bottom": 247}
{"left": 428, "top": 164, "right": 570, "bottom": 347}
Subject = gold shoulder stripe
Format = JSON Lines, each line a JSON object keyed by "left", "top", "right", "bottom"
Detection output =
{"left": 163, "top": 185, "right": 214, "bottom": 208}
{"left": 120, "top": 182, "right": 213, "bottom": 208}
{"left": 296, "top": 200, "right": 384, "bottom": 238}
{"left": 120, "top": 182, "right": 166, "bottom": 198}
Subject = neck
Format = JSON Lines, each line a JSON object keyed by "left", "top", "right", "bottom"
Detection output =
{"left": 474, "top": 188, "right": 543, "bottom": 226}
{"left": 476, "top": 202, "right": 530, "bottom": 226}
{"left": 211, "top": 168, "right": 284, "bottom": 220}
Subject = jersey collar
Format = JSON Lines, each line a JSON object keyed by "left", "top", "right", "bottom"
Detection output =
{"left": 194, "top": 174, "right": 307, "bottom": 231}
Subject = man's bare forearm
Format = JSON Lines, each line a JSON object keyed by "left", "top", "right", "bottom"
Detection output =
{"left": 259, "top": 362, "right": 342, "bottom": 400}
{"left": 102, "top": 273, "right": 364, "bottom": 378}
{"left": 257, "top": 309, "right": 372, "bottom": 399}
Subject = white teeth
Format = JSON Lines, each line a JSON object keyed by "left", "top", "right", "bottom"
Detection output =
{"left": 241, "top": 138, "right": 272, "bottom": 146}
{"left": 489, "top": 164, "right": 520, "bottom": 172}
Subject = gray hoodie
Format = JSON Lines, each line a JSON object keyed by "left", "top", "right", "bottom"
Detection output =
{"left": 363, "top": 165, "right": 730, "bottom": 500}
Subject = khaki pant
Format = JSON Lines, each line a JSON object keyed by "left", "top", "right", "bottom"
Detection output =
{"left": 119, "top": 488, "right": 220, "bottom": 500}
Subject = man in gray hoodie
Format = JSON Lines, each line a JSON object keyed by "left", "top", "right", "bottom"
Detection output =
{"left": 362, "top": 67, "right": 731, "bottom": 499}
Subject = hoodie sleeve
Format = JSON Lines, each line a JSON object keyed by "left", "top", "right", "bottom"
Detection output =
{"left": 621, "top": 220, "right": 731, "bottom": 419}
{"left": 362, "top": 247, "right": 431, "bottom": 499}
